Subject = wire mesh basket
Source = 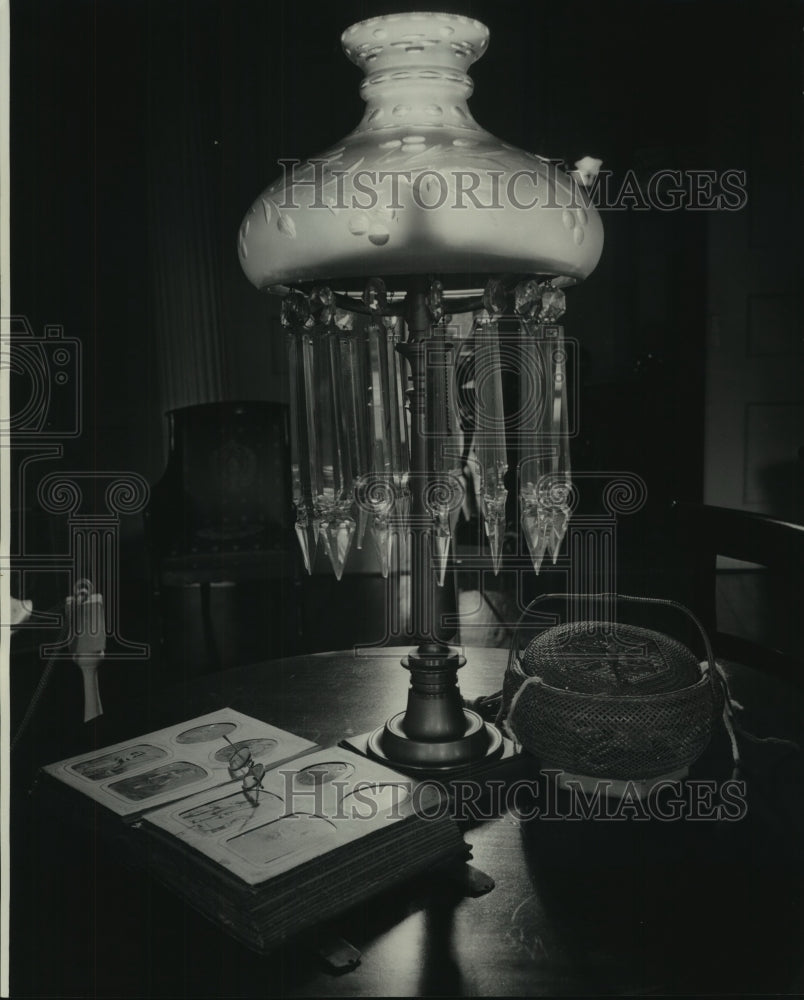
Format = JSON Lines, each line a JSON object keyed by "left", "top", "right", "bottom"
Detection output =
{"left": 500, "top": 595, "right": 723, "bottom": 780}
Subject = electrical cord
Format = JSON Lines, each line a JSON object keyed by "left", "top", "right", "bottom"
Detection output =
{"left": 10, "top": 601, "right": 70, "bottom": 752}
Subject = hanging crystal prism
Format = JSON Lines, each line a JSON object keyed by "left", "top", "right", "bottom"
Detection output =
{"left": 424, "top": 280, "right": 464, "bottom": 587}
{"left": 360, "top": 279, "right": 410, "bottom": 578}
{"left": 310, "top": 287, "right": 357, "bottom": 581}
{"left": 515, "top": 280, "right": 572, "bottom": 574}
{"left": 365, "top": 315, "right": 396, "bottom": 577}
{"left": 517, "top": 314, "right": 551, "bottom": 574}
{"left": 376, "top": 314, "right": 411, "bottom": 576}
{"left": 283, "top": 293, "right": 318, "bottom": 574}
{"left": 331, "top": 306, "right": 370, "bottom": 561}
{"left": 453, "top": 328, "right": 478, "bottom": 524}
{"left": 539, "top": 278, "right": 571, "bottom": 561}
{"left": 385, "top": 313, "right": 411, "bottom": 530}
{"left": 514, "top": 278, "right": 542, "bottom": 319}
{"left": 544, "top": 320, "right": 571, "bottom": 561}
{"left": 471, "top": 280, "right": 508, "bottom": 574}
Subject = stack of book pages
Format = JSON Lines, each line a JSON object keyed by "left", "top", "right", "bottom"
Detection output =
{"left": 41, "top": 709, "right": 466, "bottom": 953}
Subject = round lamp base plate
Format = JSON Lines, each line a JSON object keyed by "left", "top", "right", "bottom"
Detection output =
{"left": 367, "top": 710, "right": 504, "bottom": 774}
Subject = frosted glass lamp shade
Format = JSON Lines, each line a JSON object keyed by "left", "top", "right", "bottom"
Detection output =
{"left": 237, "top": 12, "right": 603, "bottom": 292}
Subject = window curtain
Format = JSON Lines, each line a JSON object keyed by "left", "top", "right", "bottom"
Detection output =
{"left": 146, "top": 7, "right": 230, "bottom": 417}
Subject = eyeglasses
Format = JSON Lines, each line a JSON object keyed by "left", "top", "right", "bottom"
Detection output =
{"left": 222, "top": 735, "right": 265, "bottom": 806}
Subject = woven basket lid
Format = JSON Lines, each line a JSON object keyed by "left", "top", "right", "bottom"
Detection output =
{"left": 521, "top": 622, "right": 701, "bottom": 696}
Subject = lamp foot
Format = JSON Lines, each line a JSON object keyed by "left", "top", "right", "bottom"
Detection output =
{"left": 340, "top": 725, "right": 517, "bottom": 781}
{"left": 355, "top": 643, "right": 506, "bottom": 773}
{"left": 366, "top": 711, "right": 503, "bottom": 772}
{"left": 366, "top": 710, "right": 503, "bottom": 773}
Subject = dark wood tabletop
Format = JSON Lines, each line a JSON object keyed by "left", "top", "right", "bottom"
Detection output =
{"left": 10, "top": 646, "right": 804, "bottom": 997}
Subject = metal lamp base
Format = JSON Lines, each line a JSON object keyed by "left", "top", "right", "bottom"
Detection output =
{"left": 362, "top": 643, "right": 505, "bottom": 774}
{"left": 367, "top": 709, "right": 503, "bottom": 773}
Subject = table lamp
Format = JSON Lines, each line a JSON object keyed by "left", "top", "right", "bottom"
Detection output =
{"left": 237, "top": 11, "right": 603, "bottom": 773}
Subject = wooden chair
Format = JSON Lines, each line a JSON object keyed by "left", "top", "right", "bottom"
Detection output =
{"left": 671, "top": 501, "right": 804, "bottom": 685}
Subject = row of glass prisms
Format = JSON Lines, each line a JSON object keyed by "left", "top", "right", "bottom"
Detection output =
{"left": 283, "top": 278, "right": 572, "bottom": 582}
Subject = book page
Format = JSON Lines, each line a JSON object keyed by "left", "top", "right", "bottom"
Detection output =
{"left": 42, "top": 709, "right": 317, "bottom": 818}
{"left": 143, "top": 748, "right": 428, "bottom": 886}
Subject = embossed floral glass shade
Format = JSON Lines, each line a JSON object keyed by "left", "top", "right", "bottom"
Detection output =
{"left": 238, "top": 12, "right": 602, "bottom": 772}
{"left": 239, "top": 13, "right": 602, "bottom": 290}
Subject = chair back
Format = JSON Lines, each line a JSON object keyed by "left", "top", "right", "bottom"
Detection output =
{"left": 148, "top": 401, "right": 291, "bottom": 558}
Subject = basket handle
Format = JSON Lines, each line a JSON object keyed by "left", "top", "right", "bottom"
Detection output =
{"left": 508, "top": 592, "right": 718, "bottom": 694}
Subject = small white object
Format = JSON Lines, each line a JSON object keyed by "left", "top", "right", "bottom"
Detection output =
{"left": 68, "top": 592, "right": 106, "bottom": 722}
{"left": 571, "top": 156, "right": 603, "bottom": 186}
{"left": 9, "top": 596, "right": 33, "bottom": 630}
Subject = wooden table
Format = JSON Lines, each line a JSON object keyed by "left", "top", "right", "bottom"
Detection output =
{"left": 11, "top": 646, "right": 804, "bottom": 996}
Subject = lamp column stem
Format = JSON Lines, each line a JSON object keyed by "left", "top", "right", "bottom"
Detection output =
{"left": 367, "top": 288, "right": 502, "bottom": 772}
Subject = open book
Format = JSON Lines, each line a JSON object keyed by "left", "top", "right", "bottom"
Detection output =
{"left": 41, "top": 709, "right": 317, "bottom": 819}
{"left": 40, "top": 709, "right": 467, "bottom": 953}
